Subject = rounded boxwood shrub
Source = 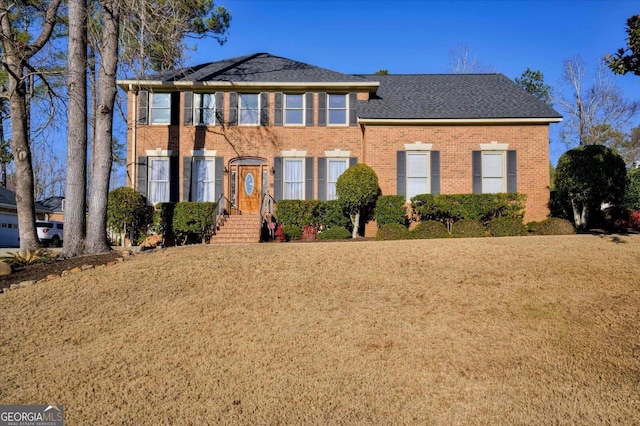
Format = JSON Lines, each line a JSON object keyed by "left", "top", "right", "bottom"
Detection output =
{"left": 450, "top": 219, "right": 486, "bottom": 238}
{"left": 374, "top": 195, "right": 408, "bottom": 227}
{"left": 283, "top": 225, "right": 302, "bottom": 241}
{"left": 375, "top": 223, "right": 411, "bottom": 241}
{"left": 318, "top": 226, "right": 351, "bottom": 240}
{"left": 411, "top": 220, "right": 451, "bottom": 239}
{"left": 486, "top": 217, "right": 527, "bottom": 237}
{"left": 527, "top": 218, "right": 575, "bottom": 235}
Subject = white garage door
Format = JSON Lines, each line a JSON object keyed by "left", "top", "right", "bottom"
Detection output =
{"left": 0, "top": 213, "right": 20, "bottom": 247}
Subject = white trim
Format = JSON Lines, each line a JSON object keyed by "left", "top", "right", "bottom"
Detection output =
{"left": 191, "top": 157, "right": 216, "bottom": 202}
{"left": 481, "top": 151, "right": 507, "bottom": 193}
{"left": 146, "top": 148, "right": 173, "bottom": 157}
{"left": 280, "top": 149, "right": 307, "bottom": 157}
{"left": 283, "top": 158, "right": 305, "bottom": 200}
{"left": 149, "top": 92, "right": 171, "bottom": 125}
{"left": 190, "top": 149, "right": 217, "bottom": 157}
{"left": 324, "top": 149, "right": 351, "bottom": 158}
{"left": 327, "top": 93, "right": 348, "bottom": 126}
{"left": 404, "top": 142, "right": 433, "bottom": 151}
{"left": 284, "top": 93, "right": 305, "bottom": 126}
{"left": 358, "top": 117, "right": 563, "bottom": 125}
{"left": 118, "top": 80, "right": 380, "bottom": 93}
{"left": 239, "top": 93, "right": 260, "bottom": 126}
{"left": 480, "top": 141, "right": 509, "bottom": 151}
{"left": 406, "top": 151, "right": 431, "bottom": 201}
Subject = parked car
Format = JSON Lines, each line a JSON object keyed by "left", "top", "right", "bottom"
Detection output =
{"left": 36, "top": 221, "right": 64, "bottom": 247}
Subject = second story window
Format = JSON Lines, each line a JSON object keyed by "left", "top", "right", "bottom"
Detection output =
{"left": 194, "top": 94, "right": 216, "bottom": 125}
{"left": 284, "top": 94, "right": 304, "bottom": 125}
{"left": 150, "top": 93, "right": 171, "bottom": 124}
{"left": 239, "top": 93, "right": 259, "bottom": 125}
{"left": 327, "top": 94, "right": 347, "bottom": 125}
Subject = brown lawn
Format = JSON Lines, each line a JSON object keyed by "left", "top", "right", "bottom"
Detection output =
{"left": 1, "top": 235, "right": 639, "bottom": 425}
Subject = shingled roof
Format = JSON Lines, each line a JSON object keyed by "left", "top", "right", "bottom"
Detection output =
{"left": 0, "top": 187, "right": 50, "bottom": 212}
{"left": 355, "top": 74, "right": 561, "bottom": 120}
{"left": 146, "top": 53, "right": 370, "bottom": 84}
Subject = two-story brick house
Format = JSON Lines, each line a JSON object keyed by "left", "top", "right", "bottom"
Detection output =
{"left": 117, "top": 53, "right": 561, "bottom": 235}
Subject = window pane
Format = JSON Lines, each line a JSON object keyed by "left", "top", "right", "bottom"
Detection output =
{"left": 151, "top": 109, "right": 170, "bottom": 124}
{"left": 149, "top": 159, "right": 170, "bottom": 204}
{"left": 193, "top": 159, "right": 214, "bottom": 202}
{"left": 285, "top": 94, "right": 303, "bottom": 108}
{"left": 328, "top": 109, "right": 346, "bottom": 124}
{"left": 241, "top": 94, "right": 258, "bottom": 108}
{"left": 407, "top": 153, "right": 428, "bottom": 178}
{"left": 482, "top": 177, "right": 504, "bottom": 193}
{"left": 152, "top": 93, "right": 170, "bottom": 108}
{"left": 482, "top": 153, "right": 503, "bottom": 178}
{"left": 285, "top": 110, "right": 303, "bottom": 124}
{"left": 328, "top": 94, "right": 346, "bottom": 108}
{"left": 328, "top": 160, "right": 347, "bottom": 182}
{"left": 241, "top": 109, "right": 259, "bottom": 125}
{"left": 407, "top": 177, "right": 428, "bottom": 199}
{"left": 284, "top": 160, "right": 303, "bottom": 200}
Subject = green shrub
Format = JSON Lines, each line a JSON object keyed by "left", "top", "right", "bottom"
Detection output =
{"left": 450, "top": 219, "right": 486, "bottom": 238}
{"left": 276, "top": 200, "right": 323, "bottom": 228}
{"left": 336, "top": 163, "right": 380, "bottom": 237}
{"left": 318, "top": 226, "right": 351, "bottom": 240}
{"left": 623, "top": 168, "right": 640, "bottom": 211}
{"left": 283, "top": 225, "right": 302, "bottom": 241}
{"left": 410, "top": 220, "right": 451, "bottom": 239}
{"left": 486, "top": 217, "right": 527, "bottom": 237}
{"left": 172, "top": 202, "right": 218, "bottom": 244}
{"left": 107, "top": 187, "right": 152, "bottom": 244}
{"left": 152, "top": 202, "right": 176, "bottom": 243}
{"left": 317, "top": 199, "right": 350, "bottom": 229}
{"left": 527, "top": 218, "right": 576, "bottom": 235}
{"left": 375, "top": 223, "right": 411, "bottom": 241}
{"left": 374, "top": 195, "right": 408, "bottom": 227}
{"left": 411, "top": 193, "right": 526, "bottom": 224}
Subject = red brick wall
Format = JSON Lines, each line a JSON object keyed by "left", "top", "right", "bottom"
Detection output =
{"left": 126, "top": 91, "right": 552, "bottom": 222}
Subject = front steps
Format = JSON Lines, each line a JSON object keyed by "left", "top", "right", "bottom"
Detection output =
{"left": 210, "top": 213, "right": 261, "bottom": 243}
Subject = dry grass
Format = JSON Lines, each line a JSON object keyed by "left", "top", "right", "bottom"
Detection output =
{"left": 1, "top": 235, "right": 640, "bottom": 425}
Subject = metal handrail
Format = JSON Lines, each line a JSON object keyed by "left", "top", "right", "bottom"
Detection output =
{"left": 212, "top": 194, "right": 240, "bottom": 235}
{"left": 260, "top": 193, "right": 276, "bottom": 241}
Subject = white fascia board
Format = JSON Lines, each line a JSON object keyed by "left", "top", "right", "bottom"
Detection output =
{"left": 117, "top": 80, "right": 380, "bottom": 93}
{"left": 358, "top": 117, "right": 563, "bottom": 125}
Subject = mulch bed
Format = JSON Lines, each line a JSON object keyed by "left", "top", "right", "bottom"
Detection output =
{"left": 0, "top": 251, "right": 123, "bottom": 290}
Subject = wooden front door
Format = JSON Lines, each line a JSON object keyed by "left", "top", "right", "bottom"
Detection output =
{"left": 238, "top": 165, "right": 262, "bottom": 212}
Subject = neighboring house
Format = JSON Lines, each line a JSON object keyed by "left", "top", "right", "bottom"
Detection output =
{"left": 38, "top": 196, "right": 65, "bottom": 222}
{"left": 0, "top": 187, "right": 51, "bottom": 247}
{"left": 117, "top": 53, "right": 561, "bottom": 232}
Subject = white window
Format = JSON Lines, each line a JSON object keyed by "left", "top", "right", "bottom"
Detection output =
{"left": 192, "top": 158, "right": 215, "bottom": 201}
{"left": 284, "top": 94, "right": 304, "bottom": 125}
{"left": 482, "top": 152, "right": 506, "bottom": 193}
{"left": 283, "top": 159, "right": 304, "bottom": 199}
{"left": 327, "top": 158, "right": 348, "bottom": 200}
{"left": 239, "top": 93, "right": 259, "bottom": 125}
{"left": 406, "top": 152, "right": 430, "bottom": 200}
{"left": 148, "top": 158, "right": 170, "bottom": 204}
{"left": 194, "top": 93, "right": 215, "bottom": 125}
{"left": 150, "top": 93, "right": 171, "bottom": 124}
{"left": 327, "top": 94, "right": 347, "bottom": 125}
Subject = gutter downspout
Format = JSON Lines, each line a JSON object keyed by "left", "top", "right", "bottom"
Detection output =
{"left": 130, "top": 84, "right": 137, "bottom": 189}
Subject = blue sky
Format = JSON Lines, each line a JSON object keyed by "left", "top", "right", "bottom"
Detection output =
{"left": 185, "top": 0, "right": 640, "bottom": 163}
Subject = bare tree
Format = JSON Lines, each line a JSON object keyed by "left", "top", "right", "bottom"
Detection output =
{"left": 557, "top": 55, "right": 639, "bottom": 147}
{"left": 64, "top": 0, "right": 88, "bottom": 257}
{"left": 0, "top": 0, "right": 63, "bottom": 250}
{"left": 449, "top": 43, "right": 495, "bottom": 74}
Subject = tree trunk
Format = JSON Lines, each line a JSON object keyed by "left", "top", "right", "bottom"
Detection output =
{"left": 86, "top": 0, "right": 121, "bottom": 254}
{"left": 351, "top": 210, "right": 360, "bottom": 239}
{"left": 63, "top": 0, "right": 89, "bottom": 257}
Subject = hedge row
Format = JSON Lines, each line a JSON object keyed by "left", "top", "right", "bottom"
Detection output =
{"left": 153, "top": 202, "right": 218, "bottom": 244}
{"left": 376, "top": 217, "right": 574, "bottom": 241}
{"left": 411, "top": 193, "right": 526, "bottom": 224}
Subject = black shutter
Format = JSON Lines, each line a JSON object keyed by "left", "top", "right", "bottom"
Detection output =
{"left": 274, "top": 92, "right": 283, "bottom": 126}
{"left": 229, "top": 92, "right": 238, "bottom": 126}
{"left": 260, "top": 92, "right": 269, "bottom": 126}
{"left": 215, "top": 92, "right": 224, "bottom": 125}
{"left": 472, "top": 151, "right": 482, "bottom": 194}
{"left": 305, "top": 93, "right": 314, "bottom": 126}
{"left": 170, "top": 156, "right": 179, "bottom": 202}
{"left": 318, "top": 92, "right": 327, "bottom": 126}
{"left": 397, "top": 151, "right": 406, "bottom": 197}
{"left": 170, "top": 92, "right": 180, "bottom": 125}
{"left": 137, "top": 156, "right": 148, "bottom": 200}
{"left": 183, "top": 157, "right": 191, "bottom": 201}
{"left": 349, "top": 157, "right": 357, "bottom": 167}
{"left": 273, "top": 157, "right": 283, "bottom": 200}
{"left": 138, "top": 90, "right": 148, "bottom": 125}
{"left": 507, "top": 150, "right": 517, "bottom": 193}
{"left": 317, "top": 157, "right": 327, "bottom": 201}
{"left": 431, "top": 151, "right": 440, "bottom": 195}
{"left": 183, "top": 92, "right": 193, "bottom": 125}
{"left": 215, "top": 157, "right": 224, "bottom": 199}
{"left": 349, "top": 92, "right": 357, "bottom": 126}
{"left": 305, "top": 157, "right": 314, "bottom": 200}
